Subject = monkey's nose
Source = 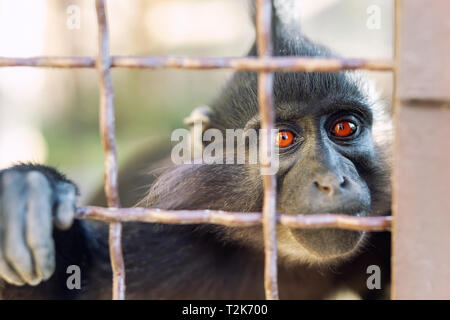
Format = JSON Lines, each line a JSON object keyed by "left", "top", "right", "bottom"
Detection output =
{"left": 313, "top": 175, "right": 348, "bottom": 196}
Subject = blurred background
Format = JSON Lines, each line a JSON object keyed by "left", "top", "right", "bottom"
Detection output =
{"left": 0, "top": 0, "right": 393, "bottom": 204}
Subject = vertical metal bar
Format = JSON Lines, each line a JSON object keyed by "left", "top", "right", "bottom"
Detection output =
{"left": 95, "top": 0, "right": 126, "bottom": 300}
{"left": 390, "top": 0, "right": 399, "bottom": 300}
{"left": 256, "top": 0, "right": 279, "bottom": 300}
{"left": 392, "top": 0, "right": 450, "bottom": 299}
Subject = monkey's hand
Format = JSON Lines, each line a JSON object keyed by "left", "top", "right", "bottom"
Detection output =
{"left": 0, "top": 165, "right": 77, "bottom": 286}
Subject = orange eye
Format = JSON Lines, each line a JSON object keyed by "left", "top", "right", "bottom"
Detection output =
{"left": 332, "top": 121, "right": 356, "bottom": 137}
{"left": 276, "top": 130, "right": 296, "bottom": 148}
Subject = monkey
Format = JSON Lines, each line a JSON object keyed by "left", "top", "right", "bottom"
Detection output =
{"left": 0, "top": 1, "right": 392, "bottom": 299}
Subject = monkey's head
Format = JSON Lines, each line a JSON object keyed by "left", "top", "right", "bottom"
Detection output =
{"left": 203, "top": 34, "right": 392, "bottom": 264}
{"left": 147, "top": 27, "right": 391, "bottom": 265}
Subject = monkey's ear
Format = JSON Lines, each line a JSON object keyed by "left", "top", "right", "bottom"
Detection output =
{"left": 184, "top": 105, "right": 212, "bottom": 154}
{"left": 183, "top": 105, "right": 212, "bottom": 127}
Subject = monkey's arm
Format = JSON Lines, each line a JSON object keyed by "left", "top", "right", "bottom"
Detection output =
{"left": 0, "top": 161, "right": 231, "bottom": 300}
{"left": 0, "top": 164, "right": 108, "bottom": 299}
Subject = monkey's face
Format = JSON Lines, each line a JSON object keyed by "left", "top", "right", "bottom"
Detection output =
{"left": 273, "top": 97, "right": 387, "bottom": 262}
{"left": 192, "top": 65, "right": 392, "bottom": 264}
{"left": 238, "top": 72, "right": 390, "bottom": 263}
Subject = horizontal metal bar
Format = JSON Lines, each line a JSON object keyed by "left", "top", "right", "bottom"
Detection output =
{"left": 0, "top": 56, "right": 394, "bottom": 72}
{"left": 0, "top": 56, "right": 96, "bottom": 68}
{"left": 76, "top": 206, "right": 392, "bottom": 231}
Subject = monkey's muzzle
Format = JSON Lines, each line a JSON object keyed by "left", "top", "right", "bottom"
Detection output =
{"left": 290, "top": 228, "right": 364, "bottom": 259}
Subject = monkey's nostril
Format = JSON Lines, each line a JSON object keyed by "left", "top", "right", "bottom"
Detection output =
{"left": 313, "top": 175, "right": 348, "bottom": 195}
{"left": 314, "top": 181, "right": 333, "bottom": 194}
{"left": 340, "top": 176, "right": 348, "bottom": 188}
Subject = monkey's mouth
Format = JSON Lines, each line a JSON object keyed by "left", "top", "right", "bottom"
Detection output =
{"left": 289, "top": 210, "right": 368, "bottom": 260}
{"left": 290, "top": 228, "right": 364, "bottom": 260}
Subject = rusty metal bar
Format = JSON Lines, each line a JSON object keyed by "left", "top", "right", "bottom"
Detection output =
{"left": 75, "top": 206, "right": 392, "bottom": 231}
{"left": 0, "top": 56, "right": 394, "bottom": 72}
{"left": 392, "top": 0, "right": 450, "bottom": 299}
{"left": 113, "top": 56, "right": 393, "bottom": 71}
{"left": 256, "top": 0, "right": 278, "bottom": 301}
{"left": 95, "top": 0, "right": 125, "bottom": 300}
{"left": 0, "top": 57, "right": 96, "bottom": 68}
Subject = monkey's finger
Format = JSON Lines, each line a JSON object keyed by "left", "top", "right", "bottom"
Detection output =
{"left": 2, "top": 171, "right": 38, "bottom": 285}
{"left": 0, "top": 250, "right": 25, "bottom": 286}
{"left": 0, "top": 223, "right": 25, "bottom": 286}
{"left": 26, "top": 171, "right": 55, "bottom": 282}
{"left": 54, "top": 181, "right": 77, "bottom": 230}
